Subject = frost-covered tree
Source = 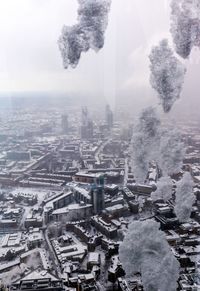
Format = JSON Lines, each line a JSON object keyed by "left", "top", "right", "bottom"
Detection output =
{"left": 131, "top": 107, "right": 185, "bottom": 183}
{"left": 131, "top": 107, "right": 160, "bottom": 183}
{"left": 151, "top": 176, "right": 173, "bottom": 202}
{"left": 157, "top": 127, "right": 185, "bottom": 176}
{"left": 119, "top": 220, "right": 180, "bottom": 291}
{"left": 58, "top": 0, "right": 111, "bottom": 68}
{"left": 170, "top": 0, "right": 200, "bottom": 59}
{"left": 149, "top": 39, "right": 186, "bottom": 113}
{"left": 175, "top": 172, "right": 195, "bottom": 222}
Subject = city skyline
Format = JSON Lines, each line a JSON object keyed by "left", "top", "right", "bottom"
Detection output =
{"left": 0, "top": 1, "right": 200, "bottom": 290}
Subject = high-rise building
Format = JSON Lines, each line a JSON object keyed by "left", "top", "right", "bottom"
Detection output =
{"left": 105, "top": 104, "right": 113, "bottom": 130}
{"left": 81, "top": 106, "right": 88, "bottom": 126}
{"left": 61, "top": 114, "right": 68, "bottom": 134}
{"left": 91, "top": 175, "right": 105, "bottom": 214}
{"left": 81, "top": 107, "right": 93, "bottom": 139}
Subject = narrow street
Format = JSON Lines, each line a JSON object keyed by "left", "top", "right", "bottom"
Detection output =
{"left": 95, "top": 138, "right": 111, "bottom": 164}
{"left": 123, "top": 157, "right": 129, "bottom": 186}
{"left": 43, "top": 228, "right": 62, "bottom": 277}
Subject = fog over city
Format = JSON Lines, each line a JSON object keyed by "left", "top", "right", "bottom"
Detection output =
{"left": 0, "top": 1, "right": 200, "bottom": 291}
{"left": 0, "top": 0, "right": 200, "bottom": 114}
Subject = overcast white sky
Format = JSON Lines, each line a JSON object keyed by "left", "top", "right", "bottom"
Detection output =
{"left": 0, "top": 0, "right": 199, "bottom": 110}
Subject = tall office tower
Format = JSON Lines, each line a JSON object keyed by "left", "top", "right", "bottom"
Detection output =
{"left": 87, "top": 119, "right": 94, "bottom": 139}
{"left": 81, "top": 107, "right": 94, "bottom": 139}
{"left": 61, "top": 114, "right": 68, "bottom": 133}
{"left": 105, "top": 104, "right": 113, "bottom": 130}
{"left": 81, "top": 107, "right": 88, "bottom": 126}
{"left": 91, "top": 175, "right": 105, "bottom": 214}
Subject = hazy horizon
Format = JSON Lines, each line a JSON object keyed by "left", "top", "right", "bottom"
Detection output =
{"left": 0, "top": 0, "right": 200, "bottom": 115}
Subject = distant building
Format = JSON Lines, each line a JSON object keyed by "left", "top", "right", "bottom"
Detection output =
{"left": 10, "top": 270, "right": 65, "bottom": 291}
{"left": 61, "top": 114, "right": 69, "bottom": 134}
{"left": 127, "top": 184, "right": 154, "bottom": 196}
{"left": 25, "top": 216, "right": 43, "bottom": 229}
{"left": 73, "top": 173, "right": 105, "bottom": 214}
{"left": 81, "top": 107, "right": 93, "bottom": 139}
{"left": 74, "top": 172, "right": 103, "bottom": 184}
{"left": 52, "top": 191, "right": 73, "bottom": 210}
{"left": 70, "top": 223, "right": 102, "bottom": 251}
{"left": 87, "top": 252, "right": 101, "bottom": 270}
{"left": 122, "top": 187, "right": 135, "bottom": 201}
{"left": 43, "top": 191, "right": 74, "bottom": 223}
{"left": 91, "top": 183, "right": 105, "bottom": 214}
{"left": 60, "top": 145, "right": 80, "bottom": 160}
{"left": 108, "top": 256, "right": 125, "bottom": 283}
{"left": 118, "top": 277, "right": 143, "bottom": 291}
{"left": 27, "top": 228, "right": 44, "bottom": 248}
{"left": 52, "top": 236, "right": 87, "bottom": 263}
{"left": 105, "top": 204, "right": 128, "bottom": 217}
{"left": 73, "top": 185, "right": 91, "bottom": 204}
{"left": 7, "top": 150, "right": 31, "bottom": 161}
{"left": 129, "top": 200, "right": 139, "bottom": 214}
{"left": 105, "top": 104, "right": 113, "bottom": 130}
{"left": 52, "top": 203, "right": 92, "bottom": 222}
{"left": 91, "top": 216, "right": 118, "bottom": 239}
